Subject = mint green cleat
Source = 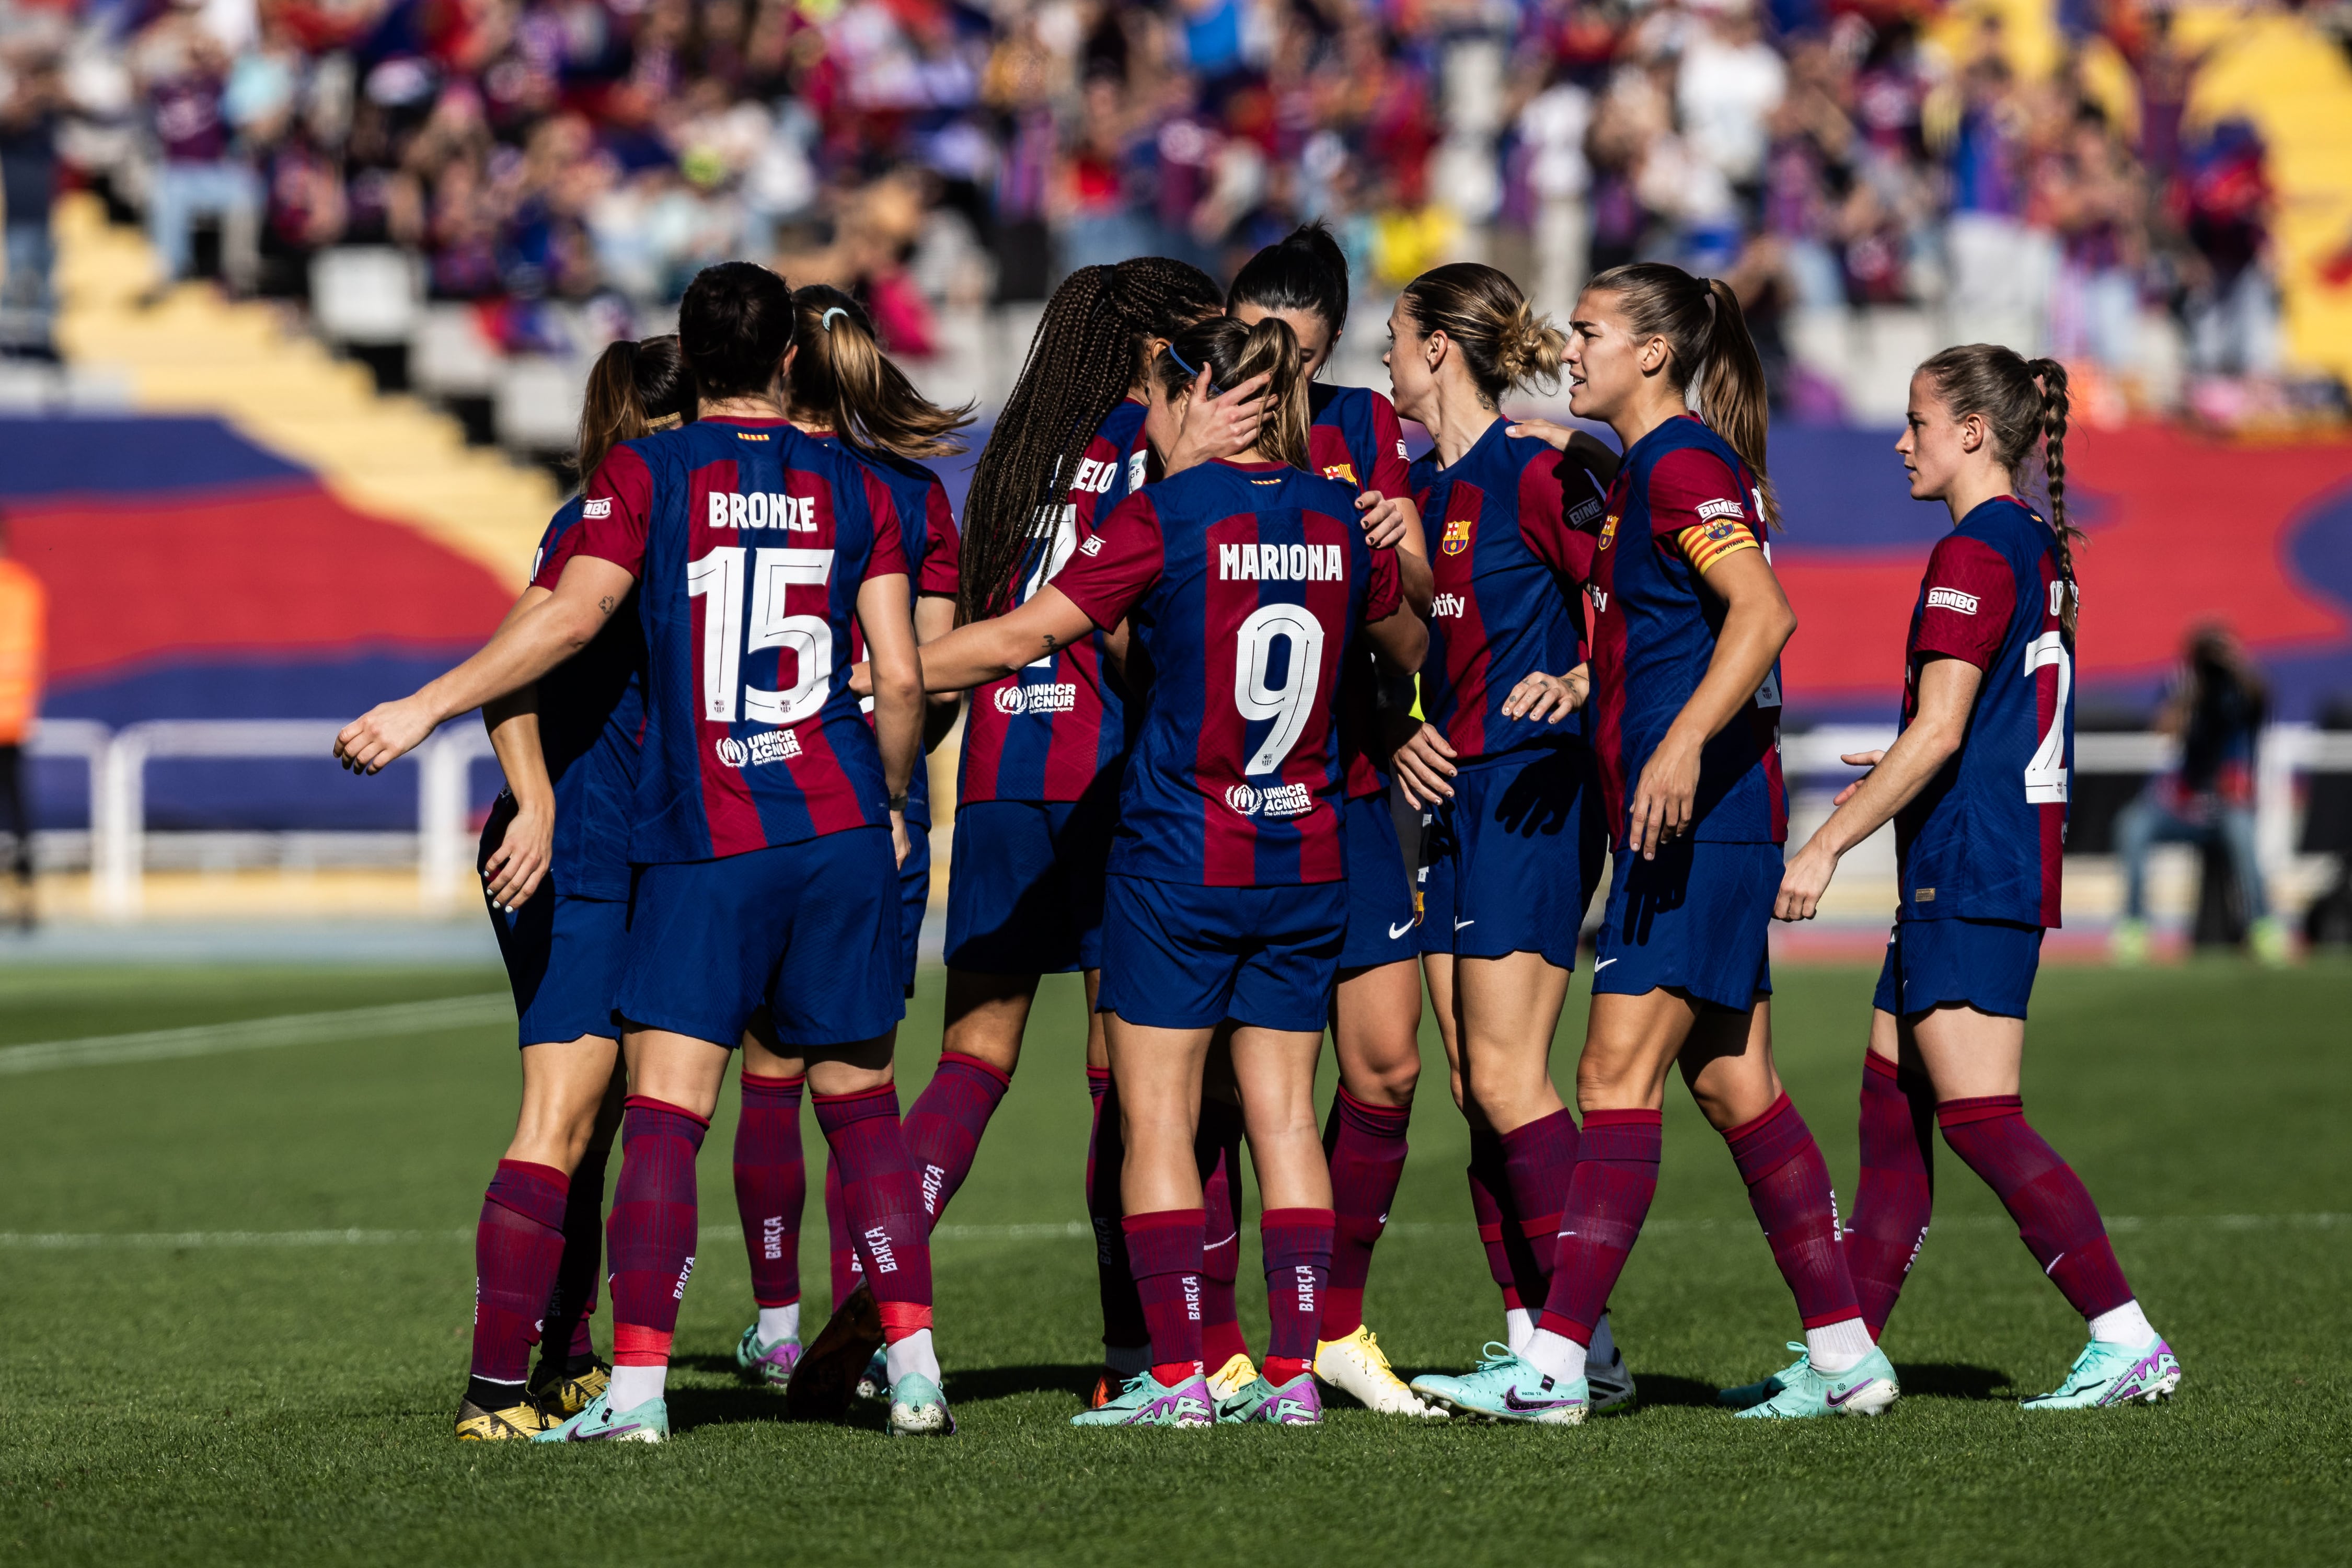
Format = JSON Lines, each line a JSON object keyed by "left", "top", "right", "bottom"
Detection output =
{"left": 734, "top": 1325, "right": 803, "bottom": 1389}
{"left": 2021, "top": 1336, "right": 2181, "bottom": 1410}
{"left": 1215, "top": 1373, "right": 1323, "bottom": 1425}
{"left": 1717, "top": 1343, "right": 1810, "bottom": 1410}
{"left": 1731, "top": 1345, "right": 1899, "bottom": 1419}
{"left": 1410, "top": 1343, "right": 1585, "bottom": 1425}
{"left": 532, "top": 1389, "right": 667, "bottom": 1443}
{"left": 856, "top": 1347, "right": 890, "bottom": 1402}
{"left": 888, "top": 1372, "right": 956, "bottom": 1436}
{"left": 1070, "top": 1369, "right": 1215, "bottom": 1427}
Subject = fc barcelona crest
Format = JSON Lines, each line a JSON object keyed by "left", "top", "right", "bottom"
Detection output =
{"left": 1441, "top": 516, "right": 1474, "bottom": 556}
{"left": 1598, "top": 513, "right": 1620, "bottom": 550}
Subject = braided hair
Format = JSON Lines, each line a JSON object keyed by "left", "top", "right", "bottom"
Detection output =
{"left": 1918, "top": 344, "right": 2080, "bottom": 636}
{"left": 958, "top": 256, "right": 1223, "bottom": 621}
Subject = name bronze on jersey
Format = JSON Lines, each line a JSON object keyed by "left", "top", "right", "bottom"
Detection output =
{"left": 706, "top": 491, "right": 819, "bottom": 533}
{"left": 1218, "top": 541, "right": 1347, "bottom": 583}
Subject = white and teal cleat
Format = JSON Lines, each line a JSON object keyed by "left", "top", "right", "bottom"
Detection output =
{"left": 2021, "top": 1336, "right": 2182, "bottom": 1410}
{"left": 1716, "top": 1343, "right": 1810, "bottom": 1410}
{"left": 531, "top": 1388, "right": 667, "bottom": 1444}
{"left": 888, "top": 1372, "right": 957, "bottom": 1436}
{"left": 1410, "top": 1343, "right": 1585, "bottom": 1425}
{"left": 856, "top": 1347, "right": 890, "bottom": 1402}
{"left": 1730, "top": 1345, "right": 1899, "bottom": 1419}
{"left": 1070, "top": 1369, "right": 1215, "bottom": 1428}
{"left": 734, "top": 1325, "right": 803, "bottom": 1389}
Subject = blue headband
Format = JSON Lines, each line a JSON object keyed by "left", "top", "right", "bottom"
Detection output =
{"left": 1163, "top": 343, "right": 1216, "bottom": 397}
{"left": 821, "top": 306, "right": 849, "bottom": 332}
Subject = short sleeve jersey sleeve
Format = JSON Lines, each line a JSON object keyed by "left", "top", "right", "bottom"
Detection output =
{"left": 527, "top": 505, "right": 574, "bottom": 593}
{"left": 1517, "top": 445, "right": 1598, "bottom": 581}
{"left": 918, "top": 479, "right": 960, "bottom": 597}
{"left": 1368, "top": 394, "right": 1412, "bottom": 500}
{"left": 859, "top": 468, "right": 910, "bottom": 583}
{"left": 567, "top": 444, "right": 656, "bottom": 580}
{"left": 1050, "top": 491, "right": 1166, "bottom": 631}
{"left": 1645, "top": 445, "right": 1760, "bottom": 574}
{"left": 1911, "top": 533, "right": 2017, "bottom": 669}
{"left": 1363, "top": 544, "right": 1403, "bottom": 625}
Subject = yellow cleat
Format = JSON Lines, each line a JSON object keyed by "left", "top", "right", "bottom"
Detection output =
{"left": 1206, "top": 1352, "right": 1260, "bottom": 1403}
{"left": 455, "top": 1396, "right": 555, "bottom": 1440}
{"left": 527, "top": 1360, "right": 610, "bottom": 1420}
{"left": 1316, "top": 1324, "right": 1442, "bottom": 1416}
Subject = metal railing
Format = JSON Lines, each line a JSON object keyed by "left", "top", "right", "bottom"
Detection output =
{"left": 22, "top": 720, "right": 2352, "bottom": 921}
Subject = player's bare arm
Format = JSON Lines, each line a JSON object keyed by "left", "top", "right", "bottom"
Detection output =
{"left": 857, "top": 571, "right": 922, "bottom": 869}
{"left": 1628, "top": 547, "right": 1796, "bottom": 859}
{"left": 473, "top": 583, "right": 557, "bottom": 910}
{"left": 914, "top": 591, "right": 961, "bottom": 752}
{"left": 1365, "top": 603, "right": 1428, "bottom": 678}
{"left": 335, "top": 555, "right": 638, "bottom": 776}
{"left": 913, "top": 584, "right": 1099, "bottom": 695}
{"left": 1777, "top": 655, "right": 1982, "bottom": 921}
{"left": 1358, "top": 492, "right": 1433, "bottom": 616}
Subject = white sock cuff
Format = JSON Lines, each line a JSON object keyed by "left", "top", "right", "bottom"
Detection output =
{"left": 1521, "top": 1327, "right": 1588, "bottom": 1386}
{"left": 1805, "top": 1317, "right": 1876, "bottom": 1374}
{"left": 2088, "top": 1299, "right": 2156, "bottom": 1345}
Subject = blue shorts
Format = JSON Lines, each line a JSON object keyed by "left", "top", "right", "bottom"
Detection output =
{"left": 1416, "top": 744, "right": 1605, "bottom": 971}
{"left": 487, "top": 888, "right": 628, "bottom": 1048}
{"left": 1339, "top": 792, "right": 1419, "bottom": 971}
{"left": 1873, "top": 916, "right": 2044, "bottom": 1020}
{"left": 1593, "top": 838, "right": 1779, "bottom": 1012}
{"left": 1098, "top": 874, "right": 1347, "bottom": 1033}
{"left": 616, "top": 827, "right": 904, "bottom": 1048}
{"left": 942, "top": 795, "right": 1115, "bottom": 975}
{"left": 897, "top": 820, "right": 931, "bottom": 997}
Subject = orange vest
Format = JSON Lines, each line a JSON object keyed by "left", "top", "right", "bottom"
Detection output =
{"left": 0, "top": 559, "right": 48, "bottom": 744}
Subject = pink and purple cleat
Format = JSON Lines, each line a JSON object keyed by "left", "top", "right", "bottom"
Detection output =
{"left": 1070, "top": 1369, "right": 1216, "bottom": 1427}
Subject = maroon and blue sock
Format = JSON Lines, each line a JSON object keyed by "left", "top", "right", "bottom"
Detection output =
{"left": 732, "top": 1071, "right": 806, "bottom": 1313}
{"left": 903, "top": 1051, "right": 1012, "bottom": 1227}
{"left": 823, "top": 1155, "right": 864, "bottom": 1309}
{"left": 1259, "top": 1206, "right": 1334, "bottom": 1385}
{"left": 1467, "top": 1128, "right": 1523, "bottom": 1313}
{"left": 1322, "top": 1088, "right": 1410, "bottom": 1341}
{"left": 1501, "top": 1108, "right": 1580, "bottom": 1308}
{"left": 1724, "top": 1093, "right": 1862, "bottom": 1329}
{"left": 607, "top": 1097, "right": 709, "bottom": 1370}
{"left": 1196, "top": 1097, "right": 1250, "bottom": 1370}
{"left": 468, "top": 1158, "right": 569, "bottom": 1406}
{"left": 1088, "top": 1067, "right": 1149, "bottom": 1353}
{"left": 1938, "top": 1095, "right": 2134, "bottom": 1320}
{"left": 1849, "top": 1052, "right": 1937, "bottom": 1339}
{"left": 1537, "top": 1109, "right": 1662, "bottom": 1344}
{"left": 814, "top": 1085, "right": 934, "bottom": 1346}
{"left": 539, "top": 1139, "right": 608, "bottom": 1376}
{"left": 1125, "top": 1208, "right": 1206, "bottom": 1387}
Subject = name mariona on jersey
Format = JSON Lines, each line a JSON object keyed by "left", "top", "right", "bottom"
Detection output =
{"left": 1219, "top": 542, "right": 1346, "bottom": 583}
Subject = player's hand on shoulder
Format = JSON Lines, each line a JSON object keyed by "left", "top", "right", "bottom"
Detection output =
{"left": 1500, "top": 668, "right": 1587, "bottom": 724}
{"left": 334, "top": 698, "right": 436, "bottom": 776}
{"left": 1392, "top": 721, "right": 1459, "bottom": 808}
{"left": 1357, "top": 490, "right": 1410, "bottom": 550}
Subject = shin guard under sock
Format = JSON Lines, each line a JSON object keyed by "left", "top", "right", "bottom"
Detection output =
{"left": 471, "top": 1159, "right": 569, "bottom": 1396}
{"left": 1939, "top": 1096, "right": 2134, "bottom": 1321}
{"left": 1125, "top": 1209, "right": 1206, "bottom": 1386}
{"left": 733, "top": 1072, "right": 806, "bottom": 1313}
{"left": 903, "top": 1051, "right": 1012, "bottom": 1227}
{"left": 814, "top": 1085, "right": 933, "bottom": 1341}
{"left": 540, "top": 1140, "right": 607, "bottom": 1375}
{"left": 607, "top": 1098, "right": 709, "bottom": 1370}
{"left": 1537, "top": 1109, "right": 1662, "bottom": 1344}
{"left": 1723, "top": 1094, "right": 1863, "bottom": 1330}
{"left": 1467, "top": 1129, "right": 1523, "bottom": 1314}
{"left": 823, "top": 1155, "right": 864, "bottom": 1309}
{"left": 1849, "top": 1051, "right": 1936, "bottom": 1339}
{"left": 1259, "top": 1207, "right": 1334, "bottom": 1383}
{"left": 1501, "top": 1108, "right": 1580, "bottom": 1310}
{"left": 1196, "top": 1098, "right": 1249, "bottom": 1369}
{"left": 1322, "top": 1088, "right": 1410, "bottom": 1341}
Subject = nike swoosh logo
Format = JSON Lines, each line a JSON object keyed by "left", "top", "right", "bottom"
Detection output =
{"left": 1388, "top": 921, "right": 1416, "bottom": 940}
{"left": 1825, "top": 1380, "right": 1878, "bottom": 1408}
{"left": 1594, "top": 958, "right": 1617, "bottom": 970}
{"left": 585, "top": 1422, "right": 643, "bottom": 1438}
{"left": 1455, "top": 918, "right": 1475, "bottom": 930}
{"left": 1502, "top": 1386, "right": 1577, "bottom": 1412}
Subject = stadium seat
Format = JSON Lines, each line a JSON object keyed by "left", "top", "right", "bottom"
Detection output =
{"left": 308, "top": 248, "right": 424, "bottom": 348}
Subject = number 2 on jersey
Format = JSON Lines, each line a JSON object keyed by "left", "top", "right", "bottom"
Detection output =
{"left": 1234, "top": 603, "right": 1326, "bottom": 774}
{"left": 688, "top": 546, "right": 836, "bottom": 726}
{"left": 2023, "top": 630, "right": 2070, "bottom": 803}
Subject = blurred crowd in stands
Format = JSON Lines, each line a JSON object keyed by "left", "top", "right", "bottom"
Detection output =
{"left": 0, "top": 0, "right": 2340, "bottom": 421}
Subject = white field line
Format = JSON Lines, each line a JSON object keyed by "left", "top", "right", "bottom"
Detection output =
{"left": 0, "top": 994, "right": 513, "bottom": 1075}
{"left": 1, "top": 1213, "right": 2339, "bottom": 1250}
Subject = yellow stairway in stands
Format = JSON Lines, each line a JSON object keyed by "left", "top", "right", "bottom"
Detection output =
{"left": 51, "top": 192, "right": 557, "bottom": 591}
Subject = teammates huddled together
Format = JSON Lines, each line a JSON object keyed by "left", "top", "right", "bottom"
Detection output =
{"left": 335, "top": 229, "right": 2180, "bottom": 1443}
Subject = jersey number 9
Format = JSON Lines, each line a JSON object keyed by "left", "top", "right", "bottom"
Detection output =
{"left": 1235, "top": 603, "right": 1327, "bottom": 774}
{"left": 688, "top": 546, "right": 836, "bottom": 727}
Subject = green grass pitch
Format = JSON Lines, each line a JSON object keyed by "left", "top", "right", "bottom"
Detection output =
{"left": 2, "top": 957, "right": 2347, "bottom": 1565}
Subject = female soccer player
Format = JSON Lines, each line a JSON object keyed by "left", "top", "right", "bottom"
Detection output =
{"left": 928, "top": 256, "right": 1243, "bottom": 1395}
{"left": 1370, "top": 262, "right": 1633, "bottom": 1413}
{"left": 1418, "top": 261, "right": 1888, "bottom": 1425}
{"left": 728, "top": 282, "right": 972, "bottom": 1404}
{"left": 454, "top": 335, "right": 689, "bottom": 1440}
{"left": 1215, "top": 221, "right": 1436, "bottom": 1414}
{"left": 337, "top": 262, "right": 948, "bottom": 1441}
{"left": 916, "top": 314, "right": 1426, "bottom": 1426}
{"left": 1771, "top": 345, "right": 2181, "bottom": 1409}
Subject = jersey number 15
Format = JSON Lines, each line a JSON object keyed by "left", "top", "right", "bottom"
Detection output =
{"left": 688, "top": 546, "right": 835, "bottom": 727}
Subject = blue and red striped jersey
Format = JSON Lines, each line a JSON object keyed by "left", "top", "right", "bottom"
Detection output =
{"left": 958, "top": 398, "right": 1149, "bottom": 804}
{"left": 558, "top": 416, "right": 908, "bottom": 863}
{"left": 1411, "top": 420, "right": 1608, "bottom": 763}
{"left": 1894, "top": 495, "right": 2074, "bottom": 927}
{"left": 812, "top": 434, "right": 960, "bottom": 828}
{"left": 526, "top": 497, "right": 644, "bottom": 898}
{"left": 1051, "top": 459, "right": 1404, "bottom": 888}
{"left": 1586, "top": 414, "right": 1788, "bottom": 847}
{"left": 1310, "top": 382, "right": 1417, "bottom": 801}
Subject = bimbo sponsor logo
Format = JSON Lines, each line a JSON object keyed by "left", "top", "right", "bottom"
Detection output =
{"left": 1928, "top": 586, "right": 1980, "bottom": 615}
{"left": 1432, "top": 592, "right": 1467, "bottom": 619}
{"left": 994, "top": 682, "right": 1078, "bottom": 716}
{"left": 582, "top": 497, "right": 613, "bottom": 519}
{"left": 862, "top": 1224, "right": 898, "bottom": 1275}
{"left": 714, "top": 729, "right": 803, "bottom": 768}
{"left": 1697, "top": 497, "right": 1745, "bottom": 523}
{"left": 1568, "top": 497, "right": 1604, "bottom": 527}
{"left": 707, "top": 491, "right": 819, "bottom": 532}
{"left": 1218, "top": 541, "right": 1346, "bottom": 582}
